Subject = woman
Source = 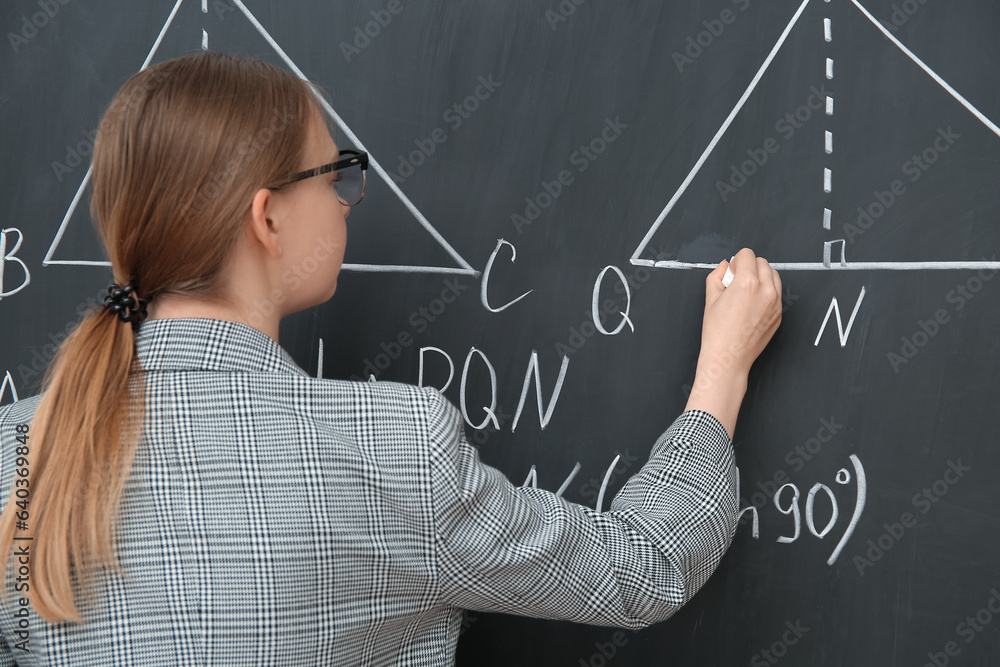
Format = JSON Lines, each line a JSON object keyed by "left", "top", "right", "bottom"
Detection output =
{"left": 0, "top": 52, "right": 781, "bottom": 664}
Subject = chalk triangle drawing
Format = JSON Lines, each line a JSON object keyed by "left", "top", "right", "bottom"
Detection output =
{"left": 629, "top": 0, "right": 1000, "bottom": 274}
{"left": 43, "top": 0, "right": 479, "bottom": 277}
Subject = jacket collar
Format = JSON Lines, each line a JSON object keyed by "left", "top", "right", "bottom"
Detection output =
{"left": 134, "top": 317, "right": 309, "bottom": 376}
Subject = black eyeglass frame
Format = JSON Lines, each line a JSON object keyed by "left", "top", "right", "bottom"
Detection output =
{"left": 269, "top": 149, "right": 369, "bottom": 206}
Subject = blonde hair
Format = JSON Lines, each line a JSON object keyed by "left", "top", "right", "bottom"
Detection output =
{"left": 0, "top": 52, "right": 319, "bottom": 623}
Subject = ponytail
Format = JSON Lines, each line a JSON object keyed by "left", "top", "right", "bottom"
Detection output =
{"left": 0, "top": 303, "right": 145, "bottom": 622}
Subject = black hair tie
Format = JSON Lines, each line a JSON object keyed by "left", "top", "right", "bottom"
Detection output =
{"left": 104, "top": 282, "right": 150, "bottom": 325}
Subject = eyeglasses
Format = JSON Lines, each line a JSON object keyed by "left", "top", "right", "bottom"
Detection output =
{"left": 269, "top": 149, "right": 368, "bottom": 206}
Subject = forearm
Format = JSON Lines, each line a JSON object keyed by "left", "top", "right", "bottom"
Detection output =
{"left": 683, "top": 360, "right": 749, "bottom": 440}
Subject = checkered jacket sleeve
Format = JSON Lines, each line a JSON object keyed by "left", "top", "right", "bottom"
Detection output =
{"left": 424, "top": 390, "right": 738, "bottom": 628}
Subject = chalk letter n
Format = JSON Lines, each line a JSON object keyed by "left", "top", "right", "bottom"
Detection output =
{"left": 814, "top": 287, "right": 866, "bottom": 347}
{"left": 511, "top": 351, "right": 569, "bottom": 432}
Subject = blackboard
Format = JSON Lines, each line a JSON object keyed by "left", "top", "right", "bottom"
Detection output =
{"left": 2, "top": 0, "right": 1000, "bottom": 664}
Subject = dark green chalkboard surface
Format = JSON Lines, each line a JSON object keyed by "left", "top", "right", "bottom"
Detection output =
{"left": 2, "top": 0, "right": 999, "bottom": 664}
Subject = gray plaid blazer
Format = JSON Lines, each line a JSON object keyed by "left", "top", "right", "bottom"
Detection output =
{"left": 0, "top": 317, "right": 737, "bottom": 665}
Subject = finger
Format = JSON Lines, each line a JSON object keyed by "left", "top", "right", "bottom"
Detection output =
{"left": 751, "top": 254, "right": 781, "bottom": 299}
{"left": 730, "top": 248, "right": 758, "bottom": 286}
{"left": 761, "top": 260, "right": 783, "bottom": 325}
{"left": 772, "top": 269, "right": 784, "bottom": 328}
{"left": 705, "top": 259, "right": 728, "bottom": 307}
{"left": 755, "top": 256, "right": 772, "bottom": 284}
{"left": 757, "top": 257, "right": 783, "bottom": 312}
{"left": 770, "top": 265, "right": 782, "bottom": 300}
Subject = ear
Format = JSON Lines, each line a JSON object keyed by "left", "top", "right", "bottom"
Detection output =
{"left": 248, "top": 187, "right": 282, "bottom": 258}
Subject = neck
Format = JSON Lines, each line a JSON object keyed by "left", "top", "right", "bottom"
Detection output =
{"left": 145, "top": 295, "right": 280, "bottom": 343}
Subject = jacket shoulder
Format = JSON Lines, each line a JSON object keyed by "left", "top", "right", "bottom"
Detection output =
{"left": 0, "top": 394, "right": 43, "bottom": 430}
{"left": 339, "top": 380, "right": 464, "bottom": 446}
{"left": 335, "top": 379, "right": 457, "bottom": 417}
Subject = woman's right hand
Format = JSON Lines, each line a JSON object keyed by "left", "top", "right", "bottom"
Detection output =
{"left": 684, "top": 248, "right": 782, "bottom": 438}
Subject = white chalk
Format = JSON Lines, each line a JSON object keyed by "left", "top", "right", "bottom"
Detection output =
{"left": 722, "top": 256, "right": 735, "bottom": 287}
